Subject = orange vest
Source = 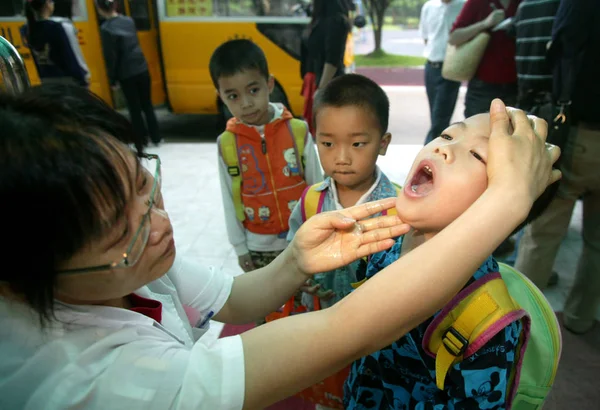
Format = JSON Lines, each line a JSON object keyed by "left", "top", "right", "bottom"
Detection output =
{"left": 224, "top": 110, "right": 308, "bottom": 235}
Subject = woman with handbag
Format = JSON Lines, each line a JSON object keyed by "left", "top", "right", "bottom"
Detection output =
{"left": 448, "top": 0, "right": 520, "bottom": 118}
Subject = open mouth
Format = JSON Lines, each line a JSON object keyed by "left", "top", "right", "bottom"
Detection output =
{"left": 409, "top": 163, "right": 434, "bottom": 196}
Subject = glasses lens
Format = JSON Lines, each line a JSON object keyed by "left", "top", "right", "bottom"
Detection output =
{"left": 125, "top": 213, "right": 151, "bottom": 267}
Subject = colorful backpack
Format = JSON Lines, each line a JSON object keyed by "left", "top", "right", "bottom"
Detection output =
{"left": 219, "top": 118, "right": 308, "bottom": 222}
{"left": 425, "top": 262, "right": 561, "bottom": 409}
{"left": 300, "top": 181, "right": 403, "bottom": 222}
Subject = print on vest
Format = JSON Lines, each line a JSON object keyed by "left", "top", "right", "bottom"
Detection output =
{"left": 258, "top": 206, "right": 271, "bottom": 222}
{"left": 282, "top": 148, "right": 301, "bottom": 177}
{"left": 239, "top": 144, "right": 267, "bottom": 194}
{"left": 288, "top": 200, "right": 298, "bottom": 212}
{"left": 33, "top": 44, "right": 52, "bottom": 65}
{"left": 245, "top": 207, "right": 255, "bottom": 221}
{"left": 324, "top": 392, "right": 344, "bottom": 406}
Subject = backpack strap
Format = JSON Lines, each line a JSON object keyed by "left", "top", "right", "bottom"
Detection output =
{"left": 288, "top": 118, "right": 308, "bottom": 173}
{"left": 422, "top": 272, "right": 526, "bottom": 391}
{"left": 219, "top": 131, "right": 245, "bottom": 222}
{"left": 300, "top": 183, "right": 327, "bottom": 222}
{"left": 381, "top": 182, "right": 402, "bottom": 216}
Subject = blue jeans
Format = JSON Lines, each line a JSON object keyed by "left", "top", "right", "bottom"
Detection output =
{"left": 424, "top": 61, "right": 461, "bottom": 144}
{"left": 465, "top": 77, "right": 517, "bottom": 118}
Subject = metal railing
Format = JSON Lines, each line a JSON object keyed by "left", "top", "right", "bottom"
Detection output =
{"left": 0, "top": 36, "right": 30, "bottom": 94}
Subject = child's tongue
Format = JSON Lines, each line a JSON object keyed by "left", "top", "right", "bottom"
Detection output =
{"left": 411, "top": 169, "right": 434, "bottom": 195}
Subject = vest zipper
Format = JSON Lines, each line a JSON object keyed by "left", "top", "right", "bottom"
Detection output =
{"left": 260, "top": 131, "right": 285, "bottom": 230}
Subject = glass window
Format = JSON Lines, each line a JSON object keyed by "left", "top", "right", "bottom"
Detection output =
{"left": 0, "top": 0, "right": 23, "bottom": 17}
{"left": 165, "top": 0, "right": 308, "bottom": 18}
{"left": 128, "top": 0, "right": 151, "bottom": 31}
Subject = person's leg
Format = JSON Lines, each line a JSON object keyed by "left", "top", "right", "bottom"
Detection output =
{"left": 427, "top": 75, "right": 461, "bottom": 144}
{"left": 515, "top": 126, "right": 582, "bottom": 288}
{"left": 120, "top": 77, "right": 147, "bottom": 145}
{"left": 563, "top": 126, "right": 600, "bottom": 333}
{"left": 464, "top": 78, "right": 492, "bottom": 117}
{"left": 515, "top": 196, "right": 576, "bottom": 288}
{"left": 424, "top": 62, "right": 438, "bottom": 143}
{"left": 136, "top": 71, "right": 161, "bottom": 144}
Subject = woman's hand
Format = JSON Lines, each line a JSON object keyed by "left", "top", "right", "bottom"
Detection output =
{"left": 486, "top": 99, "right": 562, "bottom": 212}
{"left": 290, "top": 198, "right": 410, "bottom": 275}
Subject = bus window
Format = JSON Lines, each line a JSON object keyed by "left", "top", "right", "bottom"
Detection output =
{"left": 128, "top": 0, "right": 151, "bottom": 31}
{"left": 0, "top": 1, "right": 23, "bottom": 17}
{"left": 165, "top": 0, "right": 306, "bottom": 18}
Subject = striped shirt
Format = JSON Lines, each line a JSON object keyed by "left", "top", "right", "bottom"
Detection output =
{"left": 514, "top": 0, "right": 560, "bottom": 93}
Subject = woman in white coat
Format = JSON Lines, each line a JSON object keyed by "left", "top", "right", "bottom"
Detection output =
{"left": 0, "top": 86, "right": 560, "bottom": 410}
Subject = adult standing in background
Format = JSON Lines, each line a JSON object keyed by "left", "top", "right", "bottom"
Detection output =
{"left": 515, "top": 0, "right": 600, "bottom": 335}
{"left": 449, "top": 0, "right": 521, "bottom": 118}
{"left": 23, "top": 0, "right": 89, "bottom": 86}
{"left": 513, "top": 0, "right": 560, "bottom": 111}
{"left": 96, "top": 0, "right": 161, "bottom": 146}
{"left": 307, "top": 0, "right": 351, "bottom": 91}
{"left": 301, "top": 0, "right": 352, "bottom": 133}
{"left": 419, "top": 0, "right": 466, "bottom": 144}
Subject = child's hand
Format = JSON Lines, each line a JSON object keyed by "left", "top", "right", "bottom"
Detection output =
{"left": 487, "top": 99, "right": 561, "bottom": 209}
{"left": 299, "top": 279, "right": 335, "bottom": 300}
{"left": 238, "top": 254, "right": 256, "bottom": 272}
{"left": 290, "top": 198, "right": 410, "bottom": 275}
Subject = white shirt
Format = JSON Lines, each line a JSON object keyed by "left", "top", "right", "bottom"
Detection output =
{"left": 419, "top": 0, "right": 466, "bottom": 62}
{"left": 218, "top": 103, "right": 323, "bottom": 256}
{"left": 0, "top": 256, "right": 245, "bottom": 410}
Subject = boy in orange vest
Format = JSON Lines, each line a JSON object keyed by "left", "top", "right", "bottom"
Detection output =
{"left": 287, "top": 74, "right": 396, "bottom": 312}
{"left": 210, "top": 39, "right": 323, "bottom": 277}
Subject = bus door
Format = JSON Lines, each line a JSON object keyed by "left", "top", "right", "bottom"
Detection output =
{"left": 0, "top": 0, "right": 113, "bottom": 104}
{"left": 116, "top": 0, "right": 166, "bottom": 106}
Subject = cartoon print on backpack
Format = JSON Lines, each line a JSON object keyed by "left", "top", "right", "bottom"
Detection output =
{"left": 282, "top": 147, "right": 301, "bottom": 177}
{"left": 465, "top": 367, "right": 504, "bottom": 406}
{"left": 288, "top": 200, "right": 298, "bottom": 212}
{"left": 258, "top": 206, "right": 271, "bottom": 222}
{"left": 239, "top": 144, "right": 267, "bottom": 194}
{"left": 244, "top": 207, "right": 255, "bottom": 221}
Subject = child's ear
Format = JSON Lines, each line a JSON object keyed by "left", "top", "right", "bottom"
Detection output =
{"left": 379, "top": 133, "right": 392, "bottom": 155}
{"left": 267, "top": 75, "right": 275, "bottom": 94}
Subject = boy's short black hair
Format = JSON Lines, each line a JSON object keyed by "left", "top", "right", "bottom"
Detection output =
{"left": 209, "top": 39, "right": 270, "bottom": 90}
{"left": 313, "top": 74, "right": 389, "bottom": 135}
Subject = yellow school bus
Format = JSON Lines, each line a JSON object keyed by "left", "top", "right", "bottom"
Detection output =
{"left": 0, "top": 0, "right": 165, "bottom": 107}
{"left": 157, "top": 0, "right": 314, "bottom": 116}
{"left": 1, "top": 0, "right": 353, "bottom": 119}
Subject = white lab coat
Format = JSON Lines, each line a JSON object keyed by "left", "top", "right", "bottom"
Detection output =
{"left": 0, "top": 256, "right": 245, "bottom": 410}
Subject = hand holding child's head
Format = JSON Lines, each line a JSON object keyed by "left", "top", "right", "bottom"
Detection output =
{"left": 486, "top": 99, "right": 561, "bottom": 205}
{"left": 395, "top": 99, "right": 561, "bottom": 239}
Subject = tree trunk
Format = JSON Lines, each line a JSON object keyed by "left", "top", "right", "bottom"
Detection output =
{"left": 373, "top": 7, "right": 386, "bottom": 53}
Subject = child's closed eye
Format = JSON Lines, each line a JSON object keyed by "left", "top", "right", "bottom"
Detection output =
{"left": 470, "top": 150, "right": 486, "bottom": 164}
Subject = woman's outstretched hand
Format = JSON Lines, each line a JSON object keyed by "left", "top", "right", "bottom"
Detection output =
{"left": 291, "top": 198, "right": 410, "bottom": 275}
{"left": 487, "top": 99, "right": 562, "bottom": 210}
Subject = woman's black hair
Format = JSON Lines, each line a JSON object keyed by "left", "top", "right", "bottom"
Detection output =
{"left": 0, "top": 85, "right": 141, "bottom": 324}
{"left": 24, "top": 0, "right": 49, "bottom": 41}
{"left": 95, "top": 0, "right": 117, "bottom": 12}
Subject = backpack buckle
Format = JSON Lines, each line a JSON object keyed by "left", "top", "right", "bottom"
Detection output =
{"left": 442, "top": 326, "right": 469, "bottom": 357}
{"left": 228, "top": 166, "right": 240, "bottom": 177}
